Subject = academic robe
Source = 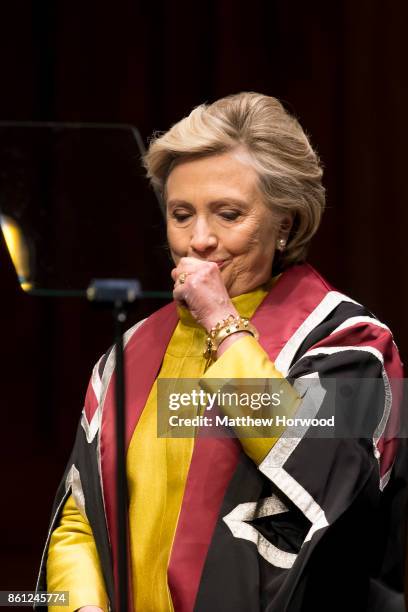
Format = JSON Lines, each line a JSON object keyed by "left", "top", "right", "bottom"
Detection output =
{"left": 36, "top": 263, "right": 404, "bottom": 611}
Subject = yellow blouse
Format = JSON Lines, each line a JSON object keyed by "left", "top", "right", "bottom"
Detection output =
{"left": 47, "top": 284, "right": 299, "bottom": 612}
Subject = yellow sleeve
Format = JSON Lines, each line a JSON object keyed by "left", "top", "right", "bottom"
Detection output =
{"left": 47, "top": 494, "right": 109, "bottom": 612}
{"left": 201, "top": 335, "right": 301, "bottom": 465}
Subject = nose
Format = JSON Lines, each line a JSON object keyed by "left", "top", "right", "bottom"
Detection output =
{"left": 189, "top": 216, "right": 218, "bottom": 255}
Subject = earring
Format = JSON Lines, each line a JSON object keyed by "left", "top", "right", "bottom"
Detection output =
{"left": 277, "top": 238, "right": 286, "bottom": 251}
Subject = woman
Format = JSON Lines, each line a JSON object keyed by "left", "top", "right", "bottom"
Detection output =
{"left": 37, "top": 92, "right": 403, "bottom": 611}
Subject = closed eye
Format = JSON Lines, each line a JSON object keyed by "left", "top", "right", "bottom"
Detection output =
{"left": 219, "top": 210, "right": 241, "bottom": 221}
{"left": 172, "top": 212, "right": 192, "bottom": 222}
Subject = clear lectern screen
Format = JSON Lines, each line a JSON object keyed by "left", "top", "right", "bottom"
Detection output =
{"left": 0, "top": 123, "right": 171, "bottom": 295}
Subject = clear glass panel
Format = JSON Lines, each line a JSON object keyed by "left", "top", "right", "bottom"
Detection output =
{"left": 0, "top": 122, "right": 172, "bottom": 298}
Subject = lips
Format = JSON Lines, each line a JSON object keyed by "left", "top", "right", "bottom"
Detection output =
{"left": 212, "top": 259, "right": 229, "bottom": 269}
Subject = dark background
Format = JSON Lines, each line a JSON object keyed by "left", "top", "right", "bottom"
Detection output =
{"left": 0, "top": 0, "right": 407, "bottom": 594}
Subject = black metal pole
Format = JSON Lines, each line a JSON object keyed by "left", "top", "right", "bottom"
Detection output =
{"left": 113, "top": 301, "right": 128, "bottom": 612}
{"left": 87, "top": 280, "right": 142, "bottom": 612}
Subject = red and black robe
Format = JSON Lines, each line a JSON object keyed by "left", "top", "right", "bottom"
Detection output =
{"left": 36, "top": 263, "right": 404, "bottom": 611}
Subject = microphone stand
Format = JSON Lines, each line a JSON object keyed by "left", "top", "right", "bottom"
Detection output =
{"left": 87, "top": 278, "right": 142, "bottom": 612}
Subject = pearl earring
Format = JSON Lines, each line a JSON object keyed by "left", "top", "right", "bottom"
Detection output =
{"left": 277, "top": 238, "right": 286, "bottom": 251}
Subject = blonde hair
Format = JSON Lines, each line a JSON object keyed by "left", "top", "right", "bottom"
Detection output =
{"left": 143, "top": 92, "right": 325, "bottom": 268}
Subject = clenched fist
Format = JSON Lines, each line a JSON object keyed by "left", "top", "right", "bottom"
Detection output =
{"left": 172, "top": 257, "right": 239, "bottom": 332}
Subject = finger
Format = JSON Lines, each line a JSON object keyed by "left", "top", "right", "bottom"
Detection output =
{"left": 177, "top": 257, "right": 215, "bottom": 273}
{"left": 178, "top": 256, "right": 200, "bottom": 268}
{"left": 172, "top": 272, "right": 189, "bottom": 289}
{"left": 173, "top": 283, "right": 189, "bottom": 306}
{"left": 171, "top": 262, "right": 195, "bottom": 282}
{"left": 173, "top": 259, "right": 219, "bottom": 282}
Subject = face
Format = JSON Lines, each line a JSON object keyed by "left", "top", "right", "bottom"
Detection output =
{"left": 166, "top": 150, "right": 291, "bottom": 297}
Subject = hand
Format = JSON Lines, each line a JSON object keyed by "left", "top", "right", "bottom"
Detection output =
{"left": 172, "top": 257, "right": 239, "bottom": 331}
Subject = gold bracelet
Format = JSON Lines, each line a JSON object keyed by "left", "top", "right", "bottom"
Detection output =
{"left": 204, "top": 314, "right": 259, "bottom": 359}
